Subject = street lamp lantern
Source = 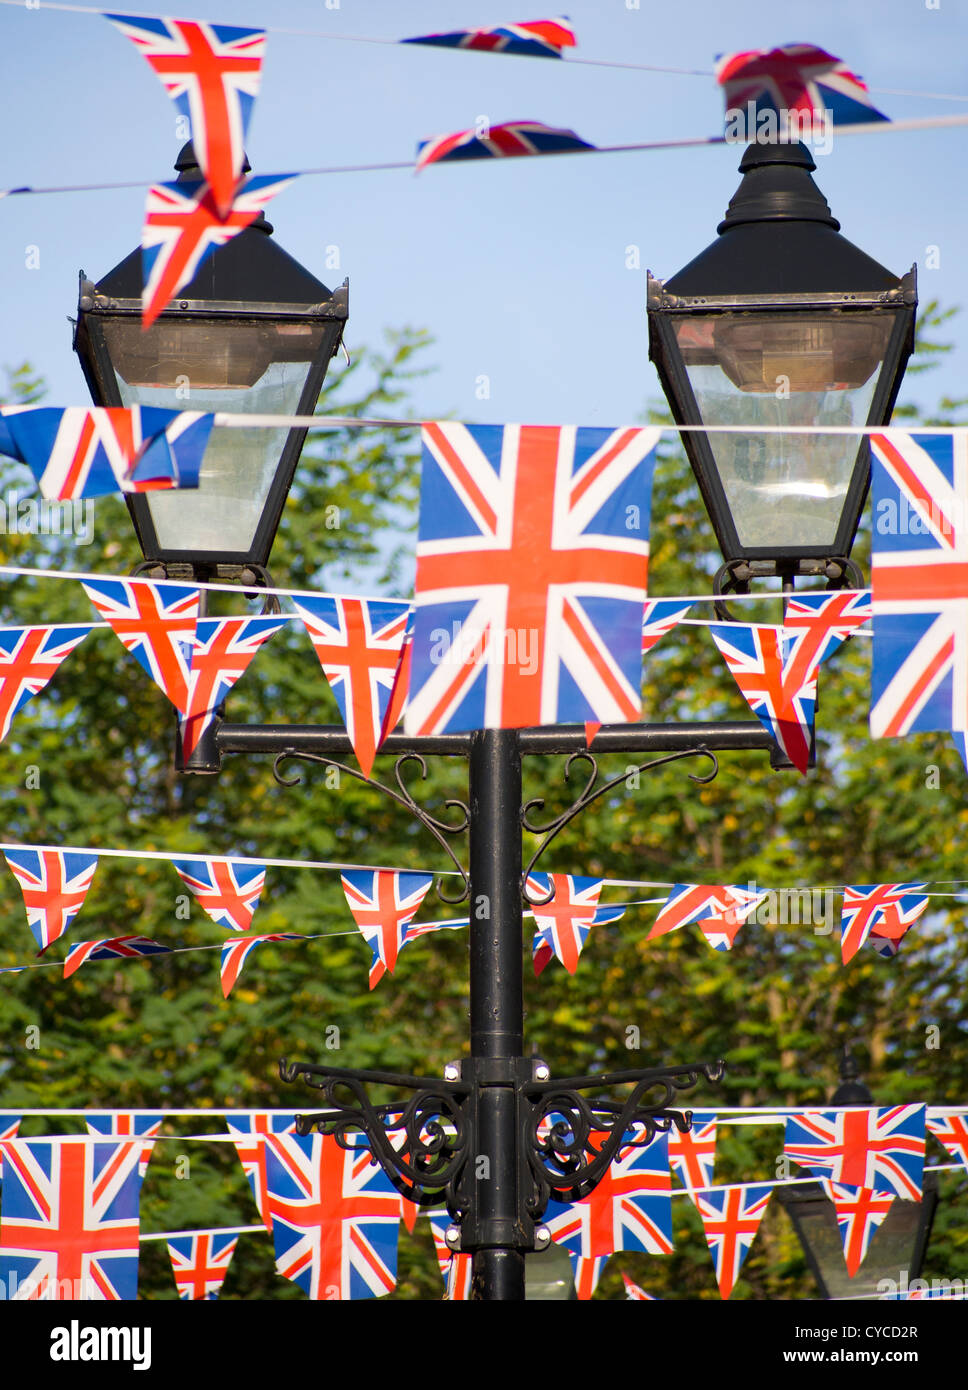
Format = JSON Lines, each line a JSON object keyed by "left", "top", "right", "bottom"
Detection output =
{"left": 648, "top": 140, "right": 917, "bottom": 589}
{"left": 73, "top": 144, "right": 348, "bottom": 580}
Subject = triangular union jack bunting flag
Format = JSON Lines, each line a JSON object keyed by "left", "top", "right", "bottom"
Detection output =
{"left": 64, "top": 936, "right": 171, "bottom": 979}
{"left": 83, "top": 578, "right": 199, "bottom": 714}
{"left": 141, "top": 174, "right": 295, "bottom": 328}
{"left": 0, "top": 625, "right": 92, "bottom": 742}
{"left": 427, "top": 1210, "right": 472, "bottom": 1300}
{"left": 172, "top": 857, "right": 267, "bottom": 933}
{"left": 543, "top": 1129, "right": 673, "bottom": 1258}
{"left": 531, "top": 901, "right": 625, "bottom": 974}
{"left": 106, "top": 14, "right": 266, "bottom": 217}
{"left": 869, "top": 432, "right": 968, "bottom": 742}
{"left": 403, "top": 17, "right": 576, "bottom": 60}
{"left": 219, "top": 933, "right": 301, "bottom": 997}
{"left": 3, "top": 848, "right": 99, "bottom": 952}
{"left": 840, "top": 883, "right": 930, "bottom": 965}
{"left": 570, "top": 1253, "right": 607, "bottom": 1300}
{"left": 407, "top": 423, "right": 657, "bottom": 734}
{"left": 648, "top": 883, "right": 765, "bottom": 941}
{"left": 926, "top": 1111, "right": 968, "bottom": 1173}
{"left": 623, "top": 1271, "right": 656, "bottom": 1300}
{"left": 708, "top": 622, "right": 815, "bottom": 774}
{"left": 294, "top": 596, "right": 411, "bottom": 779}
{"left": 340, "top": 870, "right": 435, "bottom": 989}
{"left": 179, "top": 615, "right": 289, "bottom": 758}
{"left": 526, "top": 873, "right": 603, "bottom": 975}
{"left": 85, "top": 1113, "right": 161, "bottom": 1182}
{"left": 691, "top": 1183, "right": 773, "bottom": 1300}
{"left": 416, "top": 120, "right": 595, "bottom": 171}
{"left": 715, "top": 43, "right": 887, "bottom": 133}
{"left": 0, "top": 406, "right": 213, "bottom": 498}
{"left": 167, "top": 1231, "right": 239, "bottom": 1300}
{"left": 379, "top": 609, "right": 414, "bottom": 744}
{"left": 668, "top": 1110, "right": 717, "bottom": 1191}
{"left": 783, "top": 1106, "right": 926, "bottom": 1199}
{"left": 263, "top": 1131, "right": 401, "bottom": 1300}
{"left": 780, "top": 591, "right": 871, "bottom": 693}
{"left": 0, "top": 1137, "right": 145, "bottom": 1300}
{"left": 225, "top": 1112, "right": 298, "bottom": 1232}
{"left": 821, "top": 1181, "right": 895, "bottom": 1277}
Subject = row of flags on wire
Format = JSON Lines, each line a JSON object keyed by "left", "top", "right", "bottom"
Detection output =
{"left": 0, "top": 1104, "right": 965, "bottom": 1300}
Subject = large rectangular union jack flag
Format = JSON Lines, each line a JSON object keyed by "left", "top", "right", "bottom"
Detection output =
{"left": 406, "top": 423, "right": 657, "bottom": 734}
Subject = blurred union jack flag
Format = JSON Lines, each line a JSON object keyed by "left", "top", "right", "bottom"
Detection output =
{"left": 226, "top": 1112, "right": 299, "bottom": 1231}
{"left": 709, "top": 622, "right": 815, "bottom": 774}
{"left": 870, "top": 432, "right": 968, "bottom": 742}
{"left": 180, "top": 616, "right": 288, "bottom": 758}
{"left": 0, "top": 628, "right": 93, "bottom": 745}
{"left": 926, "top": 1111, "right": 968, "bottom": 1173}
{"left": 692, "top": 1183, "right": 773, "bottom": 1300}
{"left": 784, "top": 1105, "right": 926, "bottom": 1200}
{"left": 822, "top": 1181, "right": 895, "bottom": 1277}
{"left": 295, "top": 597, "right": 411, "bottom": 779}
{"left": 716, "top": 43, "right": 887, "bottom": 129}
{"left": 85, "top": 1113, "right": 162, "bottom": 1181}
{"left": 173, "top": 856, "right": 267, "bottom": 933}
{"left": 219, "top": 933, "right": 301, "bottom": 997}
{"left": 340, "top": 870, "right": 434, "bottom": 989}
{"left": 526, "top": 873, "right": 603, "bottom": 975}
{"left": 407, "top": 423, "right": 657, "bottom": 734}
{"left": 840, "top": 882, "right": 930, "bottom": 964}
{"left": 141, "top": 174, "right": 295, "bottom": 328}
{"left": 64, "top": 935, "right": 171, "bottom": 979}
{"left": 403, "top": 17, "right": 576, "bottom": 59}
{"left": 427, "top": 1210, "right": 473, "bottom": 1300}
{"left": 543, "top": 1130, "right": 672, "bottom": 1258}
{"left": 0, "top": 1137, "right": 144, "bottom": 1300}
{"left": 167, "top": 1231, "right": 239, "bottom": 1299}
{"left": 107, "top": 15, "right": 266, "bottom": 217}
{"left": 668, "top": 1111, "right": 717, "bottom": 1191}
{"left": 0, "top": 1113, "right": 22, "bottom": 1185}
{"left": 416, "top": 120, "right": 595, "bottom": 170}
{"left": 83, "top": 578, "right": 199, "bottom": 714}
{"left": 622, "top": 1271, "right": 655, "bottom": 1300}
{"left": 4, "top": 847, "right": 99, "bottom": 952}
{"left": 648, "top": 883, "right": 766, "bottom": 941}
{"left": 264, "top": 1131, "right": 401, "bottom": 1300}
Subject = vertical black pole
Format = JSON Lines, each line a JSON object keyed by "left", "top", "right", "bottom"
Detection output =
{"left": 467, "top": 727, "right": 525, "bottom": 1300}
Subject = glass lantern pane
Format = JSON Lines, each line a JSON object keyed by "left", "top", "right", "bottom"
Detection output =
{"left": 674, "top": 312, "right": 894, "bottom": 551}
{"left": 101, "top": 317, "right": 326, "bottom": 555}
{"left": 787, "top": 1190, "right": 930, "bottom": 1301}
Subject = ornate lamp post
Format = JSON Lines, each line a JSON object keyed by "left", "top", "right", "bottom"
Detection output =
{"left": 74, "top": 141, "right": 913, "bottom": 1301}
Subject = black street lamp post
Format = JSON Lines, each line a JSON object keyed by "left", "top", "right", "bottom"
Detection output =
{"left": 74, "top": 141, "right": 915, "bottom": 1300}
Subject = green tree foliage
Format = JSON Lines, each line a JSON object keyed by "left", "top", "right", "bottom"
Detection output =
{"left": 0, "top": 302, "right": 965, "bottom": 1302}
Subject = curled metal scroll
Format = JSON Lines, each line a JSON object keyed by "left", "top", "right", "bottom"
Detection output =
{"left": 279, "top": 1058, "right": 471, "bottom": 1210}
{"left": 521, "top": 748, "right": 719, "bottom": 902}
{"left": 273, "top": 749, "right": 471, "bottom": 904}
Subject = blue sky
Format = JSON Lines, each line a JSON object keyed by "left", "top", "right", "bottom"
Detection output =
{"left": 2, "top": 0, "right": 967, "bottom": 425}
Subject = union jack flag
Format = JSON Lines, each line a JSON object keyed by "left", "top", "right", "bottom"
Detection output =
{"left": 403, "top": 17, "right": 576, "bottom": 59}
{"left": 668, "top": 1111, "right": 717, "bottom": 1191}
{"left": 840, "top": 883, "right": 929, "bottom": 965}
{"left": 416, "top": 120, "right": 595, "bottom": 171}
{"left": 709, "top": 622, "right": 815, "bottom": 774}
{"left": 340, "top": 870, "right": 434, "bottom": 989}
{"left": 226, "top": 1112, "right": 298, "bottom": 1231}
{"left": 0, "top": 405, "right": 213, "bottom": 498}
{"left": 691, "top": 1183, "right": 773, "bottom": 1300}
{"left": 173, "top": 856, "right": 267, "bottom": 933}
{"left": 179, "top": 615, "right": 289, "bottom": 758}
{"left": 141, "top": 174, "right": 295, "bottom": 328}
{"left": 64, "top": 935, "right": 171, "bottom": 979}
{"left": 83, "top": 578, "right": 199, "bottom": 714}
{"left": 85, "top": 1113, "right": 161, "bottom": 1182}
{"left": 870, "top": 432, "right": 968, "bottom": 743}
{"left": 107, "top": 14, "right": 266, "bottom": 217}
{"left": 784, "top": 1106, "right": 926, "bottom": 1200}
{"left": 622, "top": 1271, "right": 655, "bottom": 1300}
{"left": 569, "top": 1253, "right": 607, "bottom": 1300}
{"left": 0, "top": 623, "right": 92, "bottom": 733}
{"left": 263, "top": 1131, "right": 401, "bottom": 1300}
{"left": 926, "top": 1110, "right": 968, "bottom": 1173}
{"left": 0, "top": 1113, "right": 21, "bottom": 1185}
{"left": 715, "top": 44, "right": 887, "bottom": 131}
{"left": 406, "top": 423, "right": 657, "bottom": 734}
{"left": 532, "top": 900, "right": 626, "bottom": 973}
{"left": 379, "top": 610, "right": 414, "bottom": 743}
{"left": 4, "top": 848, "right": 99, "bottom": 952}
{"left": 781, "top": 590, "right": 872, "bottom": 693}
{"left": 0, "top": 1137, "right": 144, "bottom": 1300}
{"left": 543, "top": 1130, "right": 673, "bottom": 1258}
{"left": 294, "top": 597, "right": 411, "bottom": 779}
{"left": 219, "top": 933, "right": 301, "bottom": 997}
{"left": 427, "top": 1211, "right": 473, "bottom": 1300}
{"left": 648, "top": 883, "right": 766, "bottom": 941}
{"left": 166, "top": 1230, "right": 239, "bottom": 1299}
{"left": 585, "top": 600, "right": 692, "bottom": 744}
{"left": 822, "top": 1181, "right": 895, "bottom": 1277}
{"left": 526, "top": 873, "right": 603, "bottom": 975}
